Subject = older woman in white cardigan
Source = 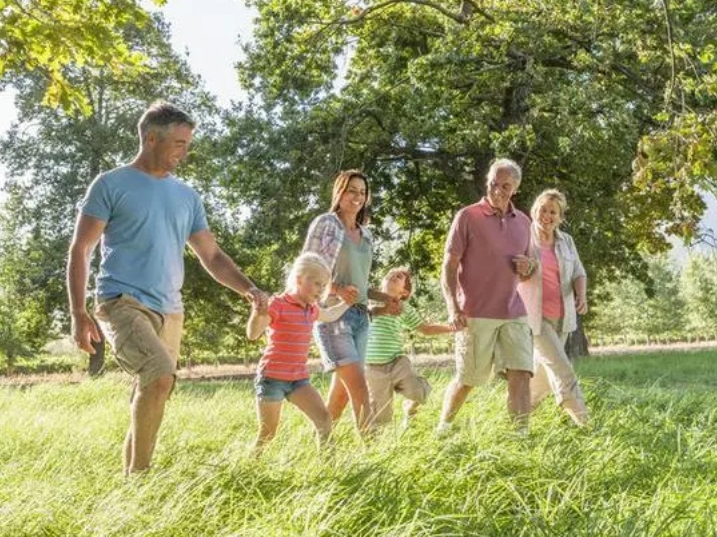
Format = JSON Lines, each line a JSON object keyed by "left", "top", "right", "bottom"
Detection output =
{"left": 518, "top": 189, "right": 589, "bottom": 426}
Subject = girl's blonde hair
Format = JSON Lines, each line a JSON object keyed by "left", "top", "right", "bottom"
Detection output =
{"left": 286, "top": 252, "right": 332, "bottom": 300}
{"left": 530, "top": 188, "right": 568, "bottom": 223}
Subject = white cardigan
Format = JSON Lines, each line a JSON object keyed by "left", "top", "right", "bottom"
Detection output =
{"left": 518, "top": 228, "right": 586, "bottom": 335}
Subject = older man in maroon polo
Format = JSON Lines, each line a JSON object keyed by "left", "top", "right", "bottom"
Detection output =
{"left": 438, "top": 158, "right": 536, "bottom": 435}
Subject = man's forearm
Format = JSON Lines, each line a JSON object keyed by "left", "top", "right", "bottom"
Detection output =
{"left": 202, "top": 250, "right": 256, "bottom": 297}
{"left": 441, "top": 265, "right": 460, "bottom": 314}
{"left": 67, "top": 246, "right": 90, "bottom": 314}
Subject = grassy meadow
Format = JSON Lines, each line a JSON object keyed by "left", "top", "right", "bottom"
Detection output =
{"left": 2, "top": 349, "right": 717, "bottom": 536}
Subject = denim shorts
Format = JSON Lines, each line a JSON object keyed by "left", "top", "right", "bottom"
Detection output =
{"left": 314, "top": 305, "right": 369, "bottom": 372}
{"left": 254, "top": 376, "right": 311, "bottom": 402}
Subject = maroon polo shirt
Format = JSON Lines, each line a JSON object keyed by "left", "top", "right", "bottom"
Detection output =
{"left": 445, "top": 198, "right": 531, "bottom": 319}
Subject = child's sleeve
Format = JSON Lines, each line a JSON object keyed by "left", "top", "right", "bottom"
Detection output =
{"left": 400, "top": 303, "right": 425, "bottom": 332}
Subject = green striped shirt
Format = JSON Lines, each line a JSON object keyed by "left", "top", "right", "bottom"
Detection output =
{"left": 365, "top": 302, "right": 423, "bottom": 365}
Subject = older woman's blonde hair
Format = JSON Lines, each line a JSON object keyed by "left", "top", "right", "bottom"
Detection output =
{"left": 530, "top": 188, "right": 568, "bottom": 224}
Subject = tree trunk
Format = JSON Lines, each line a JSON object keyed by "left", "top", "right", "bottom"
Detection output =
{"left": 565, "top": 315, "right": 589, "bottom": 360}
{"left": 88, "top": 318, "right": 106, "bottom": 376}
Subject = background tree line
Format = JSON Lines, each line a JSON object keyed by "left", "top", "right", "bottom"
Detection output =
{"left": 1, "top": 0, "right": 716, "bottom": 368}
{"left": 591, "top": 252, "right": 717, "bottom": 346}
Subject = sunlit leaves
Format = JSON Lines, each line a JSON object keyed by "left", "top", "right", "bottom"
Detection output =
{"left": 0, "top": 0, "right": 164, "bottom": 114}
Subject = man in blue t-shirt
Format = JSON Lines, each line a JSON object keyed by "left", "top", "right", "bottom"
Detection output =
{"left": 67, "top": 101, "right": 267, "bottom": 475}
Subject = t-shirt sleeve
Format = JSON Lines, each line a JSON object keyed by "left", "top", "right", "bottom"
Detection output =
{"left": 400, "top": 303, "right": 424, "bottom": 332}
{"left": 445, "top": 209, "right": 466, "bottom": 258}
{"left": 302, "top": 214, "right": 340, "bottom": 265}
{"left": 78, "top": 175, "right": 112, "bottom": 222}
{"left": 191, "top": 193, "right": 209, "bottom": 234}
{"left": 267, "top": 296, "right": 281, "bottom": 323}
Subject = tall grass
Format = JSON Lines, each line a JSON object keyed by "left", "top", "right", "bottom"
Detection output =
{"left": 1, "top": 351, "right": 717, "bottom": 536}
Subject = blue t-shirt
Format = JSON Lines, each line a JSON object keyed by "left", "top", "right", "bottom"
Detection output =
{"left": 80, "top": 165, "right": 208, "bottom": 313}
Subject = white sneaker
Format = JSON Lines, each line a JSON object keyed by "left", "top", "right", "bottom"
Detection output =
{"left": 401, "top": 414, "right": 412, "bottom": 431}
{"left": 435, "top": 421, "right": 453, "bottom": 437}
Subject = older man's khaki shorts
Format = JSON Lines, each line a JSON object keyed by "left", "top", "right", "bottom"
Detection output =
{"left": 94, "top": 295, "right": 183, "bottom": 388}
{"left": 455, "top": 317, "right": 533, "bottom": 387}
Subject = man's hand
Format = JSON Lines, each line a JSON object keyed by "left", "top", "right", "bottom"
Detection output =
{"left": 246, "top": 287, "right": 269, "bottom": 311}
{"left": 449, "top": 309, "right": 467, "bottom": 331}
{"left": 71, "top": 311, "right": 101, "bottom": 354}
{"left": 512, "top": 255, "right": 535, "bottom": 277}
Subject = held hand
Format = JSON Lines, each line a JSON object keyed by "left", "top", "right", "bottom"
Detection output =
{"left": 71, "top": 311, "right": 101, "bottom": 354}
{"left": 340, "top": 293, "right": 358, "bottom": 306}
{"left": 512, "top": 255, "right": 534, "bottom": 277}
{"left": 247, "top": 287, "right": 269, "bottom": 312}
{"left": 449, "top": 310, "right": 467, "bottom": 331}
{"left": 382, "top": 297, "right": 403, "bottom": 316}
{"left": 336, "top": 284, "right": 359, "bottom": 304}
{"left": 575, "top": 295, "right": 588, "bottom": 315}
{"left": 251, "top": 297, "right": 269, "bottom": 315}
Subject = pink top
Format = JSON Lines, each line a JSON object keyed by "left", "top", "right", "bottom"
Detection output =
{"left": 258, "top": 294, "right": 319, "bottom": 381}
{"left": 540, "top": 245, "right": 564, "bottom": 319}
{"left": 445, "top": 198, "right": 532, "bottom": 319}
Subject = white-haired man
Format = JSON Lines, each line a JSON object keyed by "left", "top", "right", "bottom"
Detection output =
{"left": 439, "top": 158, "right": 536, "bottom": 435}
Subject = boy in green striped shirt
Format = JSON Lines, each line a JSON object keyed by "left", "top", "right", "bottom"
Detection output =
{"left": 366, "top": 268, "right": 457, "bottom": 428}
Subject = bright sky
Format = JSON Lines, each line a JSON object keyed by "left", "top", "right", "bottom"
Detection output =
{"left": 0, "top": 0, "right": 255, "bottom": 128}
{"left": 0, "top": 1, "right": 716, "bottom": 246}
{"left": 151, "top": 0, "right": 256, "bottom": 107}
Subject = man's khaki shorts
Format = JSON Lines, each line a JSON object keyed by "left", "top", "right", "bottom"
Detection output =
{"left": 455, "top": 317, "right": 533, "bottom": 387}
{"left": 94, "top": 295, "right": 183, "bottom": 388}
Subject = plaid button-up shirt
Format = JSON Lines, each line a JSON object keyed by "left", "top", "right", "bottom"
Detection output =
{"left": 302, "top": 212, "right": 373, "bottom": 270}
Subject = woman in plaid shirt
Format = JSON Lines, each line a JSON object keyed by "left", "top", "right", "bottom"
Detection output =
{"left": 303, "top": 170, "right": 400, "bottom": 435}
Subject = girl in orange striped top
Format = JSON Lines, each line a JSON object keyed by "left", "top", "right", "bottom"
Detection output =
{"left": 247, "top": 253, "right": 353, "bottom": 453}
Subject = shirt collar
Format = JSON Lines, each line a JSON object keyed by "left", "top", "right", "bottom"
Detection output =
{"left": 478, "top": 197, "right": 516, "bottom": 217}
{"left": 281, "top": 293, "right": 312, "bottom": 310}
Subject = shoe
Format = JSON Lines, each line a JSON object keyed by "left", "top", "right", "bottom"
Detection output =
{"left": 400, "top": 414, "right": 412, "bottom": 432}
{"left": 435, "top": 421, "right": 453, "bottom": 438}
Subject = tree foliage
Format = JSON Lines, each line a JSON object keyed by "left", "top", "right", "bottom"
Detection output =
{"left": 0, "top": 13, "right": 216, "bottom": 358}
{"left": 680, "top": 251, "right": 717, "bottom": 337}
{"left": 0, "top": 0, "right": 165, "bottom": 112}
{"left": 228, "top": 0, "right": 717, "bottom": 289}
{"left": 589, "top": 255, "right": 686, "bottom": 344}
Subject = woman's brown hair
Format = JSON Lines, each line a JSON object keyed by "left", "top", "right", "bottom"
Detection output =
{"left": 329, "top": 169, "right": 371, "bottom": 226}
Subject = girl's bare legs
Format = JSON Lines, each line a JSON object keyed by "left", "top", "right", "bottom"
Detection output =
{"left": 254, "top": 399, "right": 282, "bottom": 454}
{"left": 288, "top": 384, "right": 332, "bottom": 446}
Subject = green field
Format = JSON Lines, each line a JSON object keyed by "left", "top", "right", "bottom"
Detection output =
{"left": 1, "top": 350, "right": 717, "bottom": 536}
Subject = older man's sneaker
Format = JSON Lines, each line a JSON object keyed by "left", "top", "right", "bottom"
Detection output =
{"left": 435, "top": 421, "right": 453, "bottom": 438}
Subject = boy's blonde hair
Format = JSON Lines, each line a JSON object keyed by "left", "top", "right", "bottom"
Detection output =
{"left": 382, "top": 267, "right": 413, "bottom": 300}
{"left": 286, "top": 253, "right": 332, "bottom": 300}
